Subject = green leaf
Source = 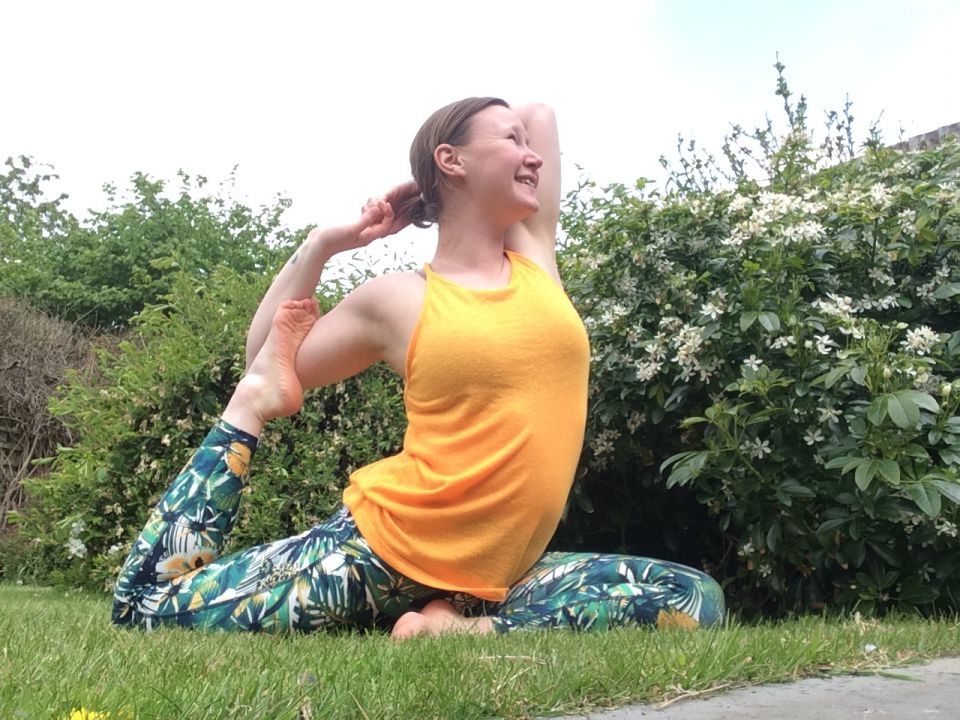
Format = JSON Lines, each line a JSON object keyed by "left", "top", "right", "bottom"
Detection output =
{"left": 899, "top": 575, "right": 939, "bottom": 605}
{"left": 908, "top": 482, "right": 942, "bottom": 517}
{"left": 855, "top": 459, "right": 879, "bottom": 491}
{"left": 867, "top": 396, "right": 887, "bottom": 426}
{"left": 740, "top": 311, "right": 759, "bottom": 331}
{"left": 825, "top": 455, "right": 858, "bottom": 470}
{"left": 940, "top": 448, "right": 960, "bottom": 465}
{"left": 766, "top": 523, "right": 782, "bottom": 552}
{"left": 902, "top": 444, "right": 930, "bottom": 460}
{"left": 814, "top": 364, "right": 850, "bottom": 390}
{"left": 877, "top": 459, "right": 901, "bottom": 485}
{"left": 930, "top": 479, "right": 960, "bottom": 505}
{"left": 758, "top": 311, "right": 780, "bottom": 332}
{"left": 933, "top": 282, "right": 960, "bottom": 299}
{"left": 896, "top": 390, "right": 940, "bottom": 415}
{"left": 849, "top": 365, "right": 867, "bottom": 386}
{"left": 777, "top": 479, "right": 816, "bottom": 497}
{"left": 886, "top": 394, "right": 918, "bottom": 430}
{"left": 817, "top": 518, "right": 848, "bottom": 534}
{"left": 678, "top": 416, "right": 709, "bottom": 428}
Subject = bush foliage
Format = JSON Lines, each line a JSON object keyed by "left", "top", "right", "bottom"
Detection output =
{"left": 0, "top": 158, "right": 295, "bottom": 328}
{"left": 4, "top": 68, "right": 960, "bottom": 616}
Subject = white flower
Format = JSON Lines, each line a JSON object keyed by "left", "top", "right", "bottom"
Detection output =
{"left": 743, "top": 354, "right": 764, "bottom": 371}
{"left": 804, "top": 428, "right": 825, "bottom": 446}
{"left": 741, "top": 437, "right": 772, "bottom": 459}
{"left": 900, "top": 325, "right": 940, "bottom": 356}
{"left": 108, "top": 543, "right": 124, "bottom": 555}
{"left": 936, "top": 519, "right": 958, "bottom": 538}
{"left": 728, "top": 194, "right": 753, "bottom": 213}
{"left": 635, "top": 360, "right": 662, "bottom": 382}
{"left": 758, "top": 562, "right": 773, "bottom": 578}
{"left": 65, "top": 537, "right": 87, "bottom": 559}
{"left": 815, "top": 334, "right": 836, "bottom": 355}
{"left": 699, "top": 301, "right": 724, "bottom": 321}
{"left": 69, "top": 520, "right": 86, "bottom": 537}
{"left": 867, "top": 183, "right": 891, "bottom": 207}
{"left": 804, "top": 339, "right": 814, "bottom": 349}
{"left": 818, "top": 407, "right": 842, "bottom": 425}
{"left": 738, "top": 541, "right": 756, "bottom": 557}
{"left": 769, "top": 335, "right": 796, "bottom": 350}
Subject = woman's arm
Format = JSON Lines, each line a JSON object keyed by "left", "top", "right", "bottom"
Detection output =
{"left": 505, "top": 103, "right": 562, "bottom": 277}
{"left": 245, "top": 181, "right": 418, "bottom": 369}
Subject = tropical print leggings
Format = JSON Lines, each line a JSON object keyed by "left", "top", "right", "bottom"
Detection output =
{"left": 113, "top": 420, "right": 725, "bottom": 634}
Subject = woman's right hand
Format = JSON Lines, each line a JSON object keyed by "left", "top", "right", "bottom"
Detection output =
{"left": 311, "top": 181, "right": 420, "bottom": 257}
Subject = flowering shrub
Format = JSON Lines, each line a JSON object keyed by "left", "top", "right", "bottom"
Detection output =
{"left": 6, "top": 268, "right": 405, "bottom": 590}
{"left": 559, "top": 85, "right": 960, "bottom": 614}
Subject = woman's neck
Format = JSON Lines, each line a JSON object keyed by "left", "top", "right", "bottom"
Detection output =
{"left": 431, "top": 204, "right": 510, "bottom": 276}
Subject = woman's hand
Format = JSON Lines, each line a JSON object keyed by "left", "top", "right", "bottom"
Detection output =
{"left": 312, "top": 181, "right": 420, "bottom": 257}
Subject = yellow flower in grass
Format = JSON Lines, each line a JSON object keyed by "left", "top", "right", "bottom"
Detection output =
{"left": 656, "top": 608, "right": 699, "bottom": 631}
{"left": 225, "top": 441, "right": 252, "bottom": 476}
{"left": 65, "top": 709, "right": 111, "bottom": 720}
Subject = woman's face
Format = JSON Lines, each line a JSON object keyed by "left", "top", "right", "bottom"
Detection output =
{"left": 454, "top": 105, "right": 544, "bottom": 221}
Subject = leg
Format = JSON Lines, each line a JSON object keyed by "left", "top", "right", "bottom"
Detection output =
{"left": 113, "top": 298, "right": 341, "bottom": 630}
{"left": 490, "top": 552, "right": 726, "bottom": 633}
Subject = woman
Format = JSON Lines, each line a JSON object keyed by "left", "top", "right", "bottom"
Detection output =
{"left": 112, "top": 98, "right": 725, "bottom": 637}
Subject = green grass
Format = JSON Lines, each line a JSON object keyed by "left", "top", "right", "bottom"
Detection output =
{"left": 2, "top": 585, "right": 958, "bottom": 719}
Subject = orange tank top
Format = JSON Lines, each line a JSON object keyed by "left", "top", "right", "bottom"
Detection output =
{"left": 342, "top": 251, "right": 590, "bottom": 601}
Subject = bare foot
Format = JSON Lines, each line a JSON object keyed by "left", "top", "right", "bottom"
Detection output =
{"left": 390, "top": 599, "right": 494, "bottom": 641}
{"left": 223, "top": 298, "right": 319, "bottom": 434}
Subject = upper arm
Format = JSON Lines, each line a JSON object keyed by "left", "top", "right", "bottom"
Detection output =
{"left": 505, "top": 103, "right": 562, "bottom": 274}
{"left": 293, "top": 280, "right": 386, "bottom": 390}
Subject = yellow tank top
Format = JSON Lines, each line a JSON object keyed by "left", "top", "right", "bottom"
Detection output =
{"left": 343, "top": 251, "right": 590, "bottom": 601}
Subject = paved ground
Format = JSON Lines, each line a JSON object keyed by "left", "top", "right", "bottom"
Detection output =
{"left": 569, "top": 656, "right": 960, "bottom": 719}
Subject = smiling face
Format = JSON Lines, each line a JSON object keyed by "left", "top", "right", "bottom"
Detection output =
{"left": 445, "top": 104, "right": 544, "bottom": 225}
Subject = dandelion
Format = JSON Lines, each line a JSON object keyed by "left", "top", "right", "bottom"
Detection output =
{"left": 742, "top": 354, "right": 763, "bottom": 371}
{"left": 65, "top": 710, "right": 113, "bottom": 720}
{"left": 804, "top": 428, "right": 825, "bottom": 446}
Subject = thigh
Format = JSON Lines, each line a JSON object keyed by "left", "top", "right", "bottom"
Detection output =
{"left": 494, "top": 552, "right": 725, "bottom": 632}
{"left": 113, "top": 508, "right": 364, "bottom": 632}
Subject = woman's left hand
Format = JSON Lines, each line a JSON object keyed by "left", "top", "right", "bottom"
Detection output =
{"left": 358, "top": 180, "right": 420, "bottom": 242}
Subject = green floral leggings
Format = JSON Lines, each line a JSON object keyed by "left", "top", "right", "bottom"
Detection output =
{"left": 113, "top": 420, "right": 725, "bottom": 633}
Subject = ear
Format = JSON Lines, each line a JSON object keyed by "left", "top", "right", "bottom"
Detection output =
{"left": 434, "top": 143, "right": 466, "bottom": 182}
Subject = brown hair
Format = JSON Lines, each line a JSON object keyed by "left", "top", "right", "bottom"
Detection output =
{"left": 402, "top": 96, "right": 508, "bottom": 228}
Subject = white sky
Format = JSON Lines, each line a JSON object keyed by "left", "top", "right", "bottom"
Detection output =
{"left": 3, "top": 0, "right": 959, "bottom": 269}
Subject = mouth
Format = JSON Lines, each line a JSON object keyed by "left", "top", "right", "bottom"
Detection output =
{"left": 516, "top": 175, "right": 538, "bottom": 189}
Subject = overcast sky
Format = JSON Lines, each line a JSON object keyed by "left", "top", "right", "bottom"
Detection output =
{"left": 3, "top": 0, "right": 959, "bottom": 267}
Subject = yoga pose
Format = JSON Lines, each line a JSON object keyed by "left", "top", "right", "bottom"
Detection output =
{"left": 112, "top": 98, "right": 725, "bottom": 637}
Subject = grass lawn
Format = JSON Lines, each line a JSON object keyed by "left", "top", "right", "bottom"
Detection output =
{"left": 1, "top": 584, "right": 958, "bottom": 719}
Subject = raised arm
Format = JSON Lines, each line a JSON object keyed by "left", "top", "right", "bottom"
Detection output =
{"left": 504, "top": 103, "right": 562, "bottom": 277}
{"left": 245, "top": 181, "right": 418, "bottom": 369}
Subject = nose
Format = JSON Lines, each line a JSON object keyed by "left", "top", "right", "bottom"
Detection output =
{"left": 525, "top": 149, "right": 543, "bottom": 170}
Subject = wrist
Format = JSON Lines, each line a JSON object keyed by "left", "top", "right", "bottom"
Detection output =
{"left": 304, "top": 228, "right": 345, "bottom": 262}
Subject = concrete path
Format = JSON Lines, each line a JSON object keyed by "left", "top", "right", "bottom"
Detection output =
{"left": 570, "top": 656, "right": 960, "bottom": 719}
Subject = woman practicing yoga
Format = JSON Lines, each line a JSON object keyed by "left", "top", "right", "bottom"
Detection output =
{"left": 112, "top": 98, "right": 725, "bottom": 637}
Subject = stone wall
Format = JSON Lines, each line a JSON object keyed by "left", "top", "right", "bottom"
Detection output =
{"left": 894, "top": 122, "right": 960, "bottom": 151}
